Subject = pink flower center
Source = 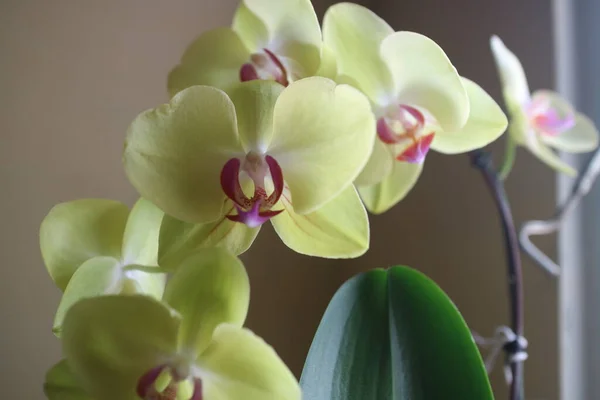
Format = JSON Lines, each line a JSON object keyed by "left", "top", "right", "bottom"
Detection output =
{"left": 137, "top": 365, "right": 202, "bottom": 400}
{"left": 220, "top": 151, "right": 284, "bottom": 227}
{"left": 240, "top": 49, "right": 289, "bottom": 86}
{"left": 526, "top": 97, "right": 575, "bottom": 137}
{"left": 377, "top": 105, "right": 435, "bottom": 164}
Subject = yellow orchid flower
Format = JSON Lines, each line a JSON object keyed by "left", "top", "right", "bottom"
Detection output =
{"left": 323, "top": 3, "right": 507, "bottom": 214}
{"left": 58, "top": 248, "right": 301, "bottom": 400}
{"left": 168, "top": 0, "right": 325, "bottom": 97}
{"left": 491, "top": 35, "right": 599, "bottom": 176}
{"left": 123, "top": 78, "right": 375, "bottom": 260}
{"left": 40, "top": 198, "right": 166, "bottom": 334}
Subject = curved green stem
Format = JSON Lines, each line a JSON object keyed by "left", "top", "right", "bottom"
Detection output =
{"left": 498, "top": 136, "right": 517, "bottom": 180}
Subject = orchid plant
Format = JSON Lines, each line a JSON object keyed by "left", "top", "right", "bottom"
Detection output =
{"left": 41, "top": 1, "right": 599, "bottom": 400}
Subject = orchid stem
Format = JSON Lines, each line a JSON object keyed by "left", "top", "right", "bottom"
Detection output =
{"left": 469, "top": 149, "right": 525, "bottom": 400}
{"left": 498, "top": 136, "right": 517, "bottom": 181}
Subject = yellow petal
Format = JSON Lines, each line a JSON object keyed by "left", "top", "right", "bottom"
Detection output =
{"left": 432, "top": 78, "right": 507, "bottom": 154}
{"left": 227, "top": 80, "right": 283, "bottom": 152}
{"left": 167, "top": 28, "right": 250, "bottom": 96}
{"left": 197, "top": 324, "right": 301, "bottom": 400}
{"left": 159, "top": 213, "right": 260, "bottom": 270}
{"left": 358, "top": 161, "right": 424, "bottom": 214}
{"left": 121, "top": 198, "right": 164, "bottom": 266}
{"left": 381, "top": 32, "right": 469, "bottom": 131}
{"left": 163, "top": 248, "right": 250, "bottom": 355}
{"left": 323, "top": 2, "right": 394, "bottom": 101}
{"left": 271, "top": 185, "right": 369, "bottom": 258}
{"left": 528, "top": 138, "right": 577, "bottom": 176}
{"left": 44, "top": 359, "right": 91, "bottom": 400}
{"left": 53, "top": 256, "right": 122, "bottom": 336}
{"left": 124, "top": 85, "right": 244, "bottom": 224}
{"left": 269, "top": 77, "right": 376, "bottom": 214}
{"left": 40, "top": 199, "right": 128, "bottom": 291}
{"left": 354, "top": 139, "right": 394, "bottom": 186}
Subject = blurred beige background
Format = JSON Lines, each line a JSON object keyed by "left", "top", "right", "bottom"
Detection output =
{"left": 0, "top": 0, "right": 558, "bottom": 398}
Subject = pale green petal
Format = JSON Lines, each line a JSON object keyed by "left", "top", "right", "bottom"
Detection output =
{"left": 490, "top": 35, "right": 531, "bottom": 110}
{"left": 528, "top": 139, "right": 577, "bottom": 176}
{"left": 44, "top": 359, "right": 92, "bottom": 400}
{"left": 124, "top": 86, "right": 245, "bottom": 224}
{"left": 269, "top": 77, "right": 376, "bottom": 214}
{"left": 158, "top": 213, "right": 259, "bottom": 271}
{"left": 120, "top": 265, "right": 167, "bottom": 301}
{"left": 227, "top": 81, "right": 283, "bottom": 152}
{"left": 238, "top": 0, "right": 322, "bottom": 76}
{"left": 271, "top": 185, "right": 369, "bottom": 258}
{"left": 121, "top": 198, "right": 164, "bottom": 266}
{"left": 354, "top": 139, "right": 394, "bottom": 186}
{"left": 40, "top": 199, "right": 128, "bottom": 291}
{"left": 382, "top": 32, "right": 469, "bottom": 132}
{"left": 168, "top": 28, "right": 250, "bottom": 96}
{"left": 163, "top": 248, "right": 250, "bottom": 355}
{"left": 541, "top": 113, "right": 599, "bottom": 152}
{"left": 53, "top": 256, "right": 122, "bottom": 336}
{"left": 62, "top": 296, "right": 180, "bottom": 400}
{"left": 358, "top": 161, "right": 424, "bottom": 214}
{"left": 432, "top": 78, "right": 507, "bottom": 154}
{"left": 232, "top": 3, "right": 270, "bottom": 52}
{"left": 323, "top": 2, "right": 394, "bottom": 101}
{"left": 197, "top": 324, "right": 301, "bottom": 400}
{"left": 315, "top": 45, "right": 338, "bottom": 80}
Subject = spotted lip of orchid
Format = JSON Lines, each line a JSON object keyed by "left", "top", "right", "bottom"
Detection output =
{"left": 167, "top": 0, "right": 323, "bottom": 97}
{"left": 376, "top": 104, "right": 436, "bottom": 164}
{"left": 59, "top": 248, "right": 302, "bottom": 400}
{"left": 490, "top": 35, "right": 599, "bottom": 176}
{"left": 323, "top": 3, "right": 507, "bottom": 214}
{"left": 220, "top": 153, "right": 284, "bottom": 228}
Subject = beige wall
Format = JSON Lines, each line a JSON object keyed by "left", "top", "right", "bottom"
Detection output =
{"left": 0, "top": 0, "right": 558, "bottom": 399}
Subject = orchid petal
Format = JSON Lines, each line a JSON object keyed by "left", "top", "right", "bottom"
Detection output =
{"left": 40, "top": 199, "right": 128, "bottom": 291}
{"left": 315, "top": 45, "right": 338, "bottom": 80}
{"left": 163, "top": 248, "right": 250, "bottom": 355}
{"left": 323, "top": 2, "right": 394, "bottom": 101}
{"left": 232, "top": 3, "right": 270, "bottom": 52}
{"left": 121, "top": 198, "right": 164, "bottom": 266}
{"left": 354, "top": 139, "right": 394, "bottom": 186}
{"left": 490, "top": 35, "right": 531, "bottom": 110}
{"left": 269, "top": 77, "right": 376, "bottom": 214}
{"left": 158, "top": 212, "right": 259, "bottom": 270}
{"left": 526, "top": 138, "right": 577, "bottom": 175}
{"left": 541, "top": 113, "right": 599, "bottom": 152}
{"left": 62, "top": 295, "right": 180, "bottom": 400}
{"left": 44, "top": 359, "right": 91, "bottom": 400}
{"left": 167, "top": 28, "right": 251, "bottom": 96}
{"left": 53, "top": 256, "right": 122, "bottom": 336}
{"left": 432, "top": 78, "right": 507, "bottom": 154}
{"left": 124, "top": 86, "right": 245, "bottom": 224}
{"left": 381, "top": 32, "right": 469, "bottom": 131}
{"left": 358, "top": 161, "right": 424, "bottom": 214}
{"left": 227, "top": 80, "right": 283, "bottom": 152}
{"left": 271, "top": 185, "right": 369, "bottom": 258}
{"left": 197, "top": 324, "right": 301, "bottom": 400}
{"left": 237, "top": 0, "right": 322, "bottom": 77}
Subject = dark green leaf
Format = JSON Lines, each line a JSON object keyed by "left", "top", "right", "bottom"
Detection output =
{"left": 300, "top": 266, "right": 493, "bottom": 400}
